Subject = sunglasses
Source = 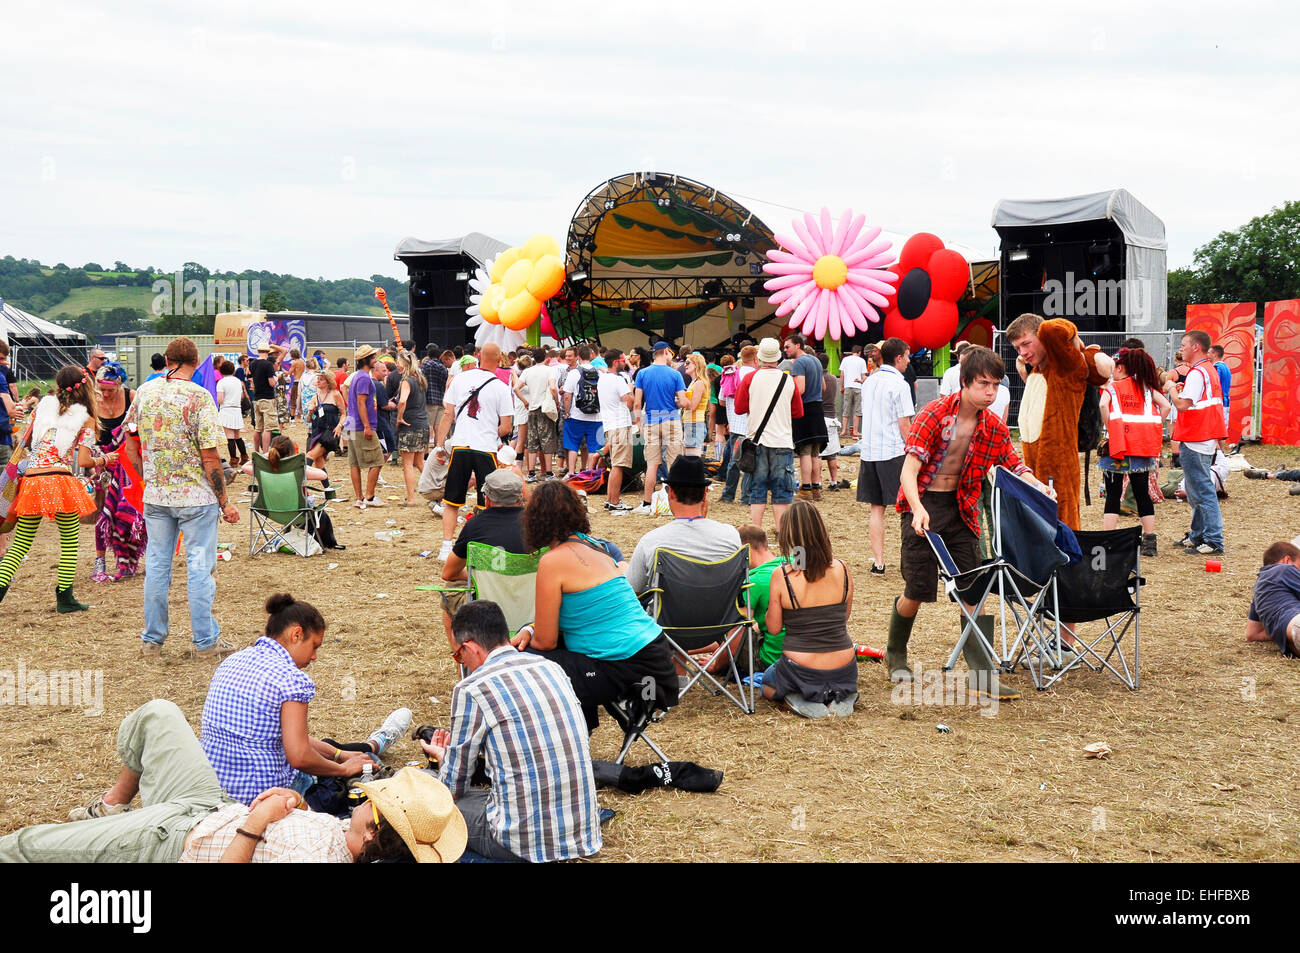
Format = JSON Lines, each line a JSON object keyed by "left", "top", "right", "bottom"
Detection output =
{"left": 451, "top": 642, "right": 468, "bottom": 664}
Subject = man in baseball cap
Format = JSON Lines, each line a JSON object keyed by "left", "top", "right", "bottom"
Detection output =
{"left": 437, "top": 466, "right": 530, "bottom": 633}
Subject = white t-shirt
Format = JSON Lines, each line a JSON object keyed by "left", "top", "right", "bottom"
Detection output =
{"left": 939, "top": 364, "right": 962, "bottom": 397}
{"left": 990, "top": 383, "right": 1011, "bottom": 422}
{"left": 519, "top": 363, "right": 554, "bottom": 411}
{"left": 216, "top": 375, "right": 243, "bottom": 412}
{"left": 1178, "top": 365, "right": 1219, "bottom": 456}
{"left": 443, "top": 369, "right": 514, "bottom": 452}
{"left": 597, "top": 371, "right": 633, "bottom": 431}
{"left": 840, "top": 354, "right": 869, "bottom": 391}
{"left": 726, "top": 365, "right": 756, "bottom": 434}
{"left": 562, "top": 364, "right": 602, "bottom": 422}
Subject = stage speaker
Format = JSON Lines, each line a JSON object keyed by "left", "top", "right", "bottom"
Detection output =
{"left": 662, "top": 310, "right": 683, "bottom": 343}
{"left": 408, "top": 269, "right": 472, "bottom": 352}
{"left": 995, "top": 219, "right": 1127, "bottom": 333}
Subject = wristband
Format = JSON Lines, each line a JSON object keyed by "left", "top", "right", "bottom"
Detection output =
{"left": 235, "top": 827, "right": 264, "bottom": 843}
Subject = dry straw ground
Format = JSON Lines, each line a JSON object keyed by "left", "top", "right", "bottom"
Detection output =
{"left": 2, "top": 424, "right": 1297, "bottom": 861}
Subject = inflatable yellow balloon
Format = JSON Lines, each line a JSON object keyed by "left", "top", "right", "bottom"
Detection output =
{"left": 526, "top": 254, "right": 566, "bottom": 300}
{"left": 499, "top": 290, "right": 541, "bottom": 331}
{"left": 502, "top": 259, "right": 532, "bottom": 298}
{"left": 521, "top": 233, "right": 561, "bottom": 262}
{"left": 481, "top": 285, "right": 507, "bottom": 325}
{"left": 490, "top": 247, "right": 521, "bottom": 283}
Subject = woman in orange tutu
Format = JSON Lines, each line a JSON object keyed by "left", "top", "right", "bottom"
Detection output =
{"left": 0, "top": 365, "right": 110, "bottom": 612}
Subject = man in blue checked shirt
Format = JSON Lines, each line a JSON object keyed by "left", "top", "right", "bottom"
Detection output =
{"left": 420, "top": 600, "right": 602, "bottom": 862}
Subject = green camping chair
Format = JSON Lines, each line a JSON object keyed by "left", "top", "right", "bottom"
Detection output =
{"left": 248, "top": 452, "right": 325, "bottom": 557}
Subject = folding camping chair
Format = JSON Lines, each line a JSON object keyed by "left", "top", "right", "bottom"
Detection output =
{"left": 1037, "top": 527, "right": 1142, "bottom": 690}
{"left": 638, "top": 545, "right": 756, "bottom": 715}
{"left": 931, "top": 467, "right": 1075, "bottom": 690}
{"left": 249, "top": 452, "right": 325, "bottom": 557}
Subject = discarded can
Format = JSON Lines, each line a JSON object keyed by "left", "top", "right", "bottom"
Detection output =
{"left": 1206, "top": 560, "right": 1222, "bottom": 572}
{"left": 217, "top": 550, "right": 232, "bottom": 562}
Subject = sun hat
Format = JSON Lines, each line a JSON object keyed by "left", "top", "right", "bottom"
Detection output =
{"left": 757, "top": 338, "right": 782, "bottom": 364}
{"left": 256, "top": 343, "right": 272, "bottom": 353}
{"left": 354, "top": 344, "right": 377, "bottom": 362}
{"left": 357, "top": 766, "right": 467, "bottom": 864}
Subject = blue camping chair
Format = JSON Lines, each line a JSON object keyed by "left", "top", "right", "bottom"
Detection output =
{"left": 929, "top": 467, "right": 1078, "bottom": 690}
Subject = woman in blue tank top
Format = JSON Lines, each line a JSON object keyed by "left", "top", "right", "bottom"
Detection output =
{"left": 514, "top": 482, "right": 678, "bottom": 730}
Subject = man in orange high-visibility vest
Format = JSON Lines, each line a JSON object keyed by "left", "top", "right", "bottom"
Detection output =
{"left": 1167, "top": 329, "right": 1227, "bottom": 557}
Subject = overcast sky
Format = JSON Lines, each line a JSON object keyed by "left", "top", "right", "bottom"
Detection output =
{"left": 2, "top": 0, "right": 1296, "bottom": 279}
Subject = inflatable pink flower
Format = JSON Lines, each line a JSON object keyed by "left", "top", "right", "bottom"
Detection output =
{"left": 762, "top": 207, "right": 898, "bottom": 341}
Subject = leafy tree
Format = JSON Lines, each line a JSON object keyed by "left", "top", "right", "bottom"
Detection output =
{"left": 260, "top": 288, "right": 288, "bottom": 312}
{"left": 1184, "top": 200, "right": 1300, "bottom": 317}
{"left": 83, "top": 262, "right": 103, "bottom": 272}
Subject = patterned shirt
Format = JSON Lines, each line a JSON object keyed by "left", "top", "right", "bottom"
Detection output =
{"left": 421, "top": 357, "right": 448, "bottom": 406}
{"left": 440, "top": 646, "right": 602, "bottom": 863}
{"left": 180, "top": 803, "right": 352, "bottom": 863}
{"left": 123, "top": 377, "right": 222, "bottom": 507}
{"left": 897, "top": 392, "right": 1031, "bottom": 536}
{"left": 201, "top": 637, "right": 316, "bottom": 804}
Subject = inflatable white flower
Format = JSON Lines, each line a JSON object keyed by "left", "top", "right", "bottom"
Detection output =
{"left": 466, "top": 254, "right": 527, "bottom": 350}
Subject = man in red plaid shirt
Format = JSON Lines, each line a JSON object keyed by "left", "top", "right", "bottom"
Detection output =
{"left": 887, "top": 346, "right": 1056, "bottom": 701}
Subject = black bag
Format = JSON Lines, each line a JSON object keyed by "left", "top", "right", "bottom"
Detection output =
{"left": 737, "top": 373, "right": 788, "bottom": 474}
{"left": 1079, "top": 381, "right": 1104, "bottom": 506}
{"left": 575, "top": 367, "right": 600, "bottom": 414}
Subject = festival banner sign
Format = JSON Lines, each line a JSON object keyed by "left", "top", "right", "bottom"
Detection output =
{"left": 1262, "top": 299, "right": 1300, "bottom": 447}
{"left": 1186, "top": 302, "right": 1256, "bottom": 443}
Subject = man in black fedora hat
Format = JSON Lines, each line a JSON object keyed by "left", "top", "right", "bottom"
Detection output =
{"left": 625, "top": 456, "right": 741, "bottom": 594}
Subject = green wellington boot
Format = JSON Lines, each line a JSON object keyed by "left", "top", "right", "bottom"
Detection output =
{"left": 962, "top": 615, "right": 1020, "bottom": 701}
{"left": 885, "top": 598, "right": 916, "bottom": 683}
{"left": 56, "top": 585, "right": 91, "bottom": 614}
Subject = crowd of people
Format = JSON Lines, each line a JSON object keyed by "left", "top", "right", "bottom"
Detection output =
{"left": 0, "top": 316, "right": 1286, "bottom": 864}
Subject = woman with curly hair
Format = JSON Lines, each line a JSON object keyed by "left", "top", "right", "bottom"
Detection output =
{"left": 0, "top": 365, "right": 104, "bottom": 611}
{"left": 91, "top": 361, "right": 146, "bottom": 582}
{"left": 516, "top": 480, "right": 678, "bottom": 730}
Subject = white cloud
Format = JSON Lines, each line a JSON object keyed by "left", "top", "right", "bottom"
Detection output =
{"left": 0, "top": 0, "right": 1295, "bottom": 278}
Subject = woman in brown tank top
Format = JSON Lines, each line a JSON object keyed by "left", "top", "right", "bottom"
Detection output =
{"left": 760, "top": 500, "right": 859, "bottom": 717}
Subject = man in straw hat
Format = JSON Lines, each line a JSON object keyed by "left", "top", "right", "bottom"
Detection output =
{"left": 732, "top": 337, "right": 803, "bottom": 529}
{"left": 0, "top": 699, "right": 466, "bottom": 863}
{"left": 345, "top": 344, "right": 385, "bottom": 509}
{"left": 420, "top": 601, "right": 602, "bottom": 862}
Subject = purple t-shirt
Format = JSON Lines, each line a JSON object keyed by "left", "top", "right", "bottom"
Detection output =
{"left": 346, "top": 372, "right": 377, "bottom": 432}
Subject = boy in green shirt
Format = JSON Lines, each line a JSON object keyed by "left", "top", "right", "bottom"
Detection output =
{"left": 739, "top": 524, "right": 787, "bottom": 667}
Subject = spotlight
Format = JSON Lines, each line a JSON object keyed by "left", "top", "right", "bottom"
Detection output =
{"left": 1009, "top": 249, "right": 1030, "bottom": 262}
{"left": 656, "top": 196, "right": 671, "bottom": 208}
{"left": 742, "top": 296, "right": 755, "bottom": 308}
{"left": 454, "top": 271, "right": 469, "bottom": 281}
{"left": 727, "top": 299, "right": 736, "bottom": 312}
{"left": 702, "top": 279, "right": 722, "bottom": 297}
{"left": 570, "top": 270, "right": 588, "bottom": 282}
{"left": 603, "top": 200, "right": 615, "bottom": 210}
{"left": 583, "top": 237, "right": 596, "bottom": 251}
{"left": 748, "top": 279, "right": 766, "bottom": 295}
{"left": 734, "top": 255, "right": 747, "bottom": 267}
{"left": 749, "top": 262, "right": 763, "bottom": 276}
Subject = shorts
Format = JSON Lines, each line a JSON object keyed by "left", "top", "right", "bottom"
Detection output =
{"left": 644, "top": 419, "right": 683, "bottom": 469}
{"left": 428, "top": 404, "right": 444, "bottom": 437}
{"left": 439, "top": 588, "right": 469, "bottom": 618}
{"left": 606, "top": 426, "right": 635, "bottom": 469}
{"left": 563, "top": 417, "right": 604, "bottom": 454}
{"left": 794, "top": 401, "right": 828, "bottom": 456}
{"left": 445, "top": 447, "right": 498, "bottom": 508}
{"left": 899, "top": 490, "right": 978, "bottom": 603}
{"left": 526, "top": 409, "right": 560, "bottom": 454}
{"left": 763, "top": 655, "right": 858, "bottom": 705}
{"left": 842, "top": 388, "right": 862, "bottom": 424}
{"left": 398, "top": 427, "right": 430, "bottom": 454}
{"left": 346, "top": 430, "right": 384, "bottom": 469}
{"left": 253, "top": 398, "right": 279, "bottom": 433}
{"left": 744, "top": 445, "right": 796, "bottom": 506}
{"left": 856, "top": 455, "right": 905, "bottom": 506}
{"left": 682, "top": 420, "right": 707, "bottom": 449}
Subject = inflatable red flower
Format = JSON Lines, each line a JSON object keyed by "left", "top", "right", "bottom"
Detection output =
{"left": 880, "top": 233, "right": 969, "bottom": 351}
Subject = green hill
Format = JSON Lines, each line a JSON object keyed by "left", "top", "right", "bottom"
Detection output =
{"left": 40, "top": 285, "right": 158, "bottom": 322}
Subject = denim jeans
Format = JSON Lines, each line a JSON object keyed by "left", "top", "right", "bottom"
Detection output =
{"left": 721, "top": 433, "right": 749, "bottom": 503}
{"left": 1180, "top": 448, "right": 1223, "bottom": 549}
{"left": 143, "top": 503, "right": 220, "bottom": 648}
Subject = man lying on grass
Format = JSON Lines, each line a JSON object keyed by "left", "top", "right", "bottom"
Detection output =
{"left": 1245, "top": 541, "right": 1300, "bottom": 658}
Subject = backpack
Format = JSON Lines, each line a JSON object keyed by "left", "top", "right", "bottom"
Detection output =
{"left": 575, "top": 367, "right": 600, "bottom": 415}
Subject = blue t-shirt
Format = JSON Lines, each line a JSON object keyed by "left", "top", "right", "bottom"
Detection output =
{"left": 636, "top": 363, "right": 684, "bottom": 424}
{"left": 792, "top": 353, "right": 823, "bottom": 403}
{"left": 1215, "top": 361, "right": 1231, "bottom": 408}
{"left": 0, "top": 364, "right": 14, "bottom": 444}
{"left": 1248, "top": 562, "right": 1300, "bottom": 655}
{"left": 346, "top": 371, "right": 377, "bottom": 431}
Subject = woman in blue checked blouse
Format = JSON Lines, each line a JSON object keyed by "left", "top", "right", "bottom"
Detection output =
{"left": 200, "top": 594, "right": 411, "bottom": 804}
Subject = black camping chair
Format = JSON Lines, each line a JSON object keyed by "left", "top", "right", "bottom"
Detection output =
{"left": 1037, "top": 527, "right": 1143, "bottom": 690}
{"left": 638, "top": 546, "right": 756, "bottom": 715}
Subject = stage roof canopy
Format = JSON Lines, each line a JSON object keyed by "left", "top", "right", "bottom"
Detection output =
{"left": 394, "top": 232, "right": 509, "bottom": 269}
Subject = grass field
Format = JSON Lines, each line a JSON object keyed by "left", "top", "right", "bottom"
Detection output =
{"left": 1, "top": 432, "right": 1298, "bottom": 862}
{"left": 38, "top": 285, "right": 157, "bottom": 321}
